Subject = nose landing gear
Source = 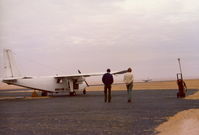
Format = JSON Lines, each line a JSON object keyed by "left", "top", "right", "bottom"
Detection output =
{"left": 83, "top": 89, "right": 86, "bottom": 95}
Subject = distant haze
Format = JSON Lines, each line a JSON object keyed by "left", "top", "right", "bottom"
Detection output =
{"left": 0, "top": 0, "right": 199, "bottom": 82}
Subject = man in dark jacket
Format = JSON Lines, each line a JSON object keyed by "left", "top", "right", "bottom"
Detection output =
{"left": 102, "top": 69, "right": 114, "bottom": 103}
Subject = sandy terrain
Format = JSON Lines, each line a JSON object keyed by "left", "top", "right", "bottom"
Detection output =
{"left": 87, "top": 79, "right": 199, "bottom": 91}
{"left": 149, "top": 79, "right": 199, "bottom": 135}
{"left": 0, "top": 82, "right": 24, "bottom": 90}
{"left": 155, "top": 89, "right": 199, "bottom": 135}
{"left": 156, "top": 109, "right": 199, "bottom": 135}
{"left": 186, "top": 90, "right": 199, "bottom": 100}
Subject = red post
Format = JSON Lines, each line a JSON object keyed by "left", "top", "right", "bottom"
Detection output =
{"left": 176, "top": 73, "right": 187, "bottom": 98}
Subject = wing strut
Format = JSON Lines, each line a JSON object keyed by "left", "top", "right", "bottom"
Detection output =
{"left": 69, "top": 79, "right": 76, "bottom": 96}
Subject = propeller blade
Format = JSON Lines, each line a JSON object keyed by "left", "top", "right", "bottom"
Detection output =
{"left": 78, "top": 69, "right": 89, "bottom": 86}
{"left": 78, "top": 69, "right": 81, "bottom": 74}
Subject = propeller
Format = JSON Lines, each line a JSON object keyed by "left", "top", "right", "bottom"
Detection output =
{"left": 78, "top": 70, "right": 81, "bottom": 74}
{"left": 78, "top": 69, "right": 89, "bottom": 86}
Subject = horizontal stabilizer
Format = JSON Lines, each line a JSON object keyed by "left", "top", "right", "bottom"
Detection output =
{"left": 3, "top": 77, "right": 21, "bottom": 81}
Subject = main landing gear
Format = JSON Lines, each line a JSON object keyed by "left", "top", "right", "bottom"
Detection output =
{"left": 83, "top": 89, "right": 86, "bottom": 95}
{"left": 70, "top": 91, "right": 76, "bottom": 96}
{"left": 41, "top": 91, "right": 48, "bottom": 96}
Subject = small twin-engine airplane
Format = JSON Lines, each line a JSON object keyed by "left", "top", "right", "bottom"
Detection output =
{"left": 1, "top": 49, "right": 127, "bottom": 96}
{"left": 142, "top": 79, "right": 152, "bottom": 82}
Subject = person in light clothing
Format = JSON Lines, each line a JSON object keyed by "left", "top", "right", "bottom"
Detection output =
{"left": 123, "top": 68, "right": 134, "bottom": 103}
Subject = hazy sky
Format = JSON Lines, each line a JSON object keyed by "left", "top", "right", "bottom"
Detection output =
{"left": 0, "top": 0, "right": 199, "bottom": 81}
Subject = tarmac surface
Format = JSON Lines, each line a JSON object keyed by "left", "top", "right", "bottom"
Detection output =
{"left": 0, "top": 89, "right": 199, "bottom": 135}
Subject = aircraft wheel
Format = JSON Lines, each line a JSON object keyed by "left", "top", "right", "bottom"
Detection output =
{"left": 70, "top": 91, "right": 76, "bottom": 96}
{"left": 83, "top": 89, "right": 86, "bottom": 95}
{"left": 41, "top": 91, "right": 48, "bottom": 96}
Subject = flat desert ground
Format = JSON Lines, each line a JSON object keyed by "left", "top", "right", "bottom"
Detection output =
{"left": 0, "top": 79, "right": 199, "bottom": 135}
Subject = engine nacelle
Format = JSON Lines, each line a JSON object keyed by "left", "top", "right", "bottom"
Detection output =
{"left": 76, "top": 77, "right": 85, "bottom": 84}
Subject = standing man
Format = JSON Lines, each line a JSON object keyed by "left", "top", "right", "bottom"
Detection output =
{"left": 102, "top": 69, "right": 114, "bottom": 103}
{"left": 123, "top": 68, "right": 134, "bottom": 103}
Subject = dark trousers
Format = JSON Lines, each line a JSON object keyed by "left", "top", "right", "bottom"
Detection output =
{"left": 126, "top": 82, "right": 133, "bottom": 101}
{"left": 104, "top": 85, "right": 111, "bottom": 102}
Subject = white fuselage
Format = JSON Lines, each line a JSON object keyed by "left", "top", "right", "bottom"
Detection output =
{"left": 3, "top": 76, "right": 87, "bottom": 93}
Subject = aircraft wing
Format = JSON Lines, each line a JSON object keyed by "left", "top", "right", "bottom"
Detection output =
{"left": 112, "top": 70, "right": 128, "bottom": 75}
{"left": 54, "top": 70, "right": 128, "bottom": 79}
{"left": 54, "top": 72, "right": 104, "bottom": 79}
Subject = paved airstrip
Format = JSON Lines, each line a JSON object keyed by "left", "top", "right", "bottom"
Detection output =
{"left": 0, "top": 89, "right": 199, "bottom": 135}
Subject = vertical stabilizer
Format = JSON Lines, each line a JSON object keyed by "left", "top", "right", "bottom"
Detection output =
{"left": 3, "top": 49, "right": 21, "bottom": 78}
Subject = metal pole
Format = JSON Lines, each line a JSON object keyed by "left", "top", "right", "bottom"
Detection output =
{"left": 178, "top": 58, "right": 182, "bottom": 75}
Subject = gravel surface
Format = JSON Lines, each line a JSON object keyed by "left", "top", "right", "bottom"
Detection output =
{"left": 0, "top": 89, "right": 199, "bottom": 135}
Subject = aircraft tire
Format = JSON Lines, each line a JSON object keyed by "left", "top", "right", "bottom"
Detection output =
{"left": 41, "top": 91, "right": 48, "bottom": 96}
{"left": 83, "top": 89, "right": 86, "bottom": 95}
{"left": 70, "top": 91, "right": 76, "bottom": 96}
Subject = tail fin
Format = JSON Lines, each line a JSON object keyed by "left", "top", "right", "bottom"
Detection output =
{"left": 3, "top": 49, "right": 21, "bottom": 78}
